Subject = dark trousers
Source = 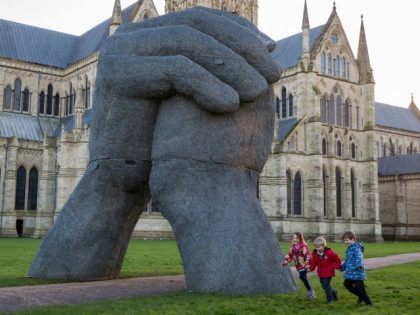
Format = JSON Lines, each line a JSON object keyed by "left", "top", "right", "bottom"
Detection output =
{"left": 298, "top": 269, "right": 312, "bottom": 291}
{"left": 320, "top": 277, "right": 337, "bottom": 302}
{"left": 344, "top": 279, "right": 372, "bottom": 304}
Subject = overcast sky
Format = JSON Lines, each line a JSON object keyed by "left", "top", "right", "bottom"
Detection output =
{"left": 1, "top": 0, "right": 419, "bottom": 108}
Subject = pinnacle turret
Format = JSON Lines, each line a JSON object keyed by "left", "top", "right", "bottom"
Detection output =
{"left": 357, "top": 15, "right": 374, "bottom": 84}
{"left": 302, "top": 0, "right": 310, "bottom": 30}
{"left": 109, "top": 0, "right": 122, "bottom": 36}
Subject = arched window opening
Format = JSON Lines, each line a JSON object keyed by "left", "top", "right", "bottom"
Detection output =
{"left": 321, "top": 52, "right": 326, "bottom": 74}
{"left": 322, "top": 138, "right": 327, "bottom": 155}
{"left": 336, "top": 95, "right": 342, "bottom": 126}
{"left": 351, "top": 170, "right": 356, "bottom": 218}
{"left": 69, "top": 85, "right": 76, "bottom": 115}
{"left": 13, "top": 78, "right": 22, "bottom": 111}
{"left": 54, "top": 93, "right": 60, "bottom": 117}
{"left": 15, "top": 166, "right": 26, "bottom": 210}
{"left": 337, "top": 140, "right": 342, "bottom": 157}
{"left": 344, "top": 100, "right": 350, "bottom": 127}
{"left": 4, "top": 85, "right": 12, "bottom": 110}
{"left": 328, "top": 94, "right": 335, "bottom": 125}
{"left": 333, "top": 57, "right": 338, "bottom": 77}
{"left": 65, "top": 93, "right": 69, "bottom": 116}
{"left": 22, "top": 89, "right": 30, "bottom": 112}
{"left": 293, "top": 172, "right": 303, "bottom": 215}
{"left": 288, "top": 94, "right": 294, "bottom": 117}
{"left": 46, "top": 84, "right": 53, "bottom": 115}
{"left": 281, "top": 87, "right": 287, "bottom": 118}
{"left": 328, "top": 54, "right": 332, "bottom": 75}
{"left": 286, "top": 171, "right": 292, "bottom": 215}
{"left": 83, "top": 77, "right": 91, "bottom": 109}
{"left": 143, "top": 13, "right": 149, "bottom": 20}
{"left": 351, "top": 143, "right": 356, "bottom": 159}
{"left": 383, "top": 144, "right": 387, "bottom": 157}
{"left": 335, "top": 167, "right": 342, "bottom": 217}
{"left": 275, "top": 97, "right": 280, "bottom": 118}
{"left": 321, "top": 95, "right": 327, "bottom": 124}
{"left": 323, "top": 168, "right": 328, "bottom": 217}
{"left": 38, "top": 91, "right": 45, "bottom": 114}
{"left": 336, "top": 56, "right": 341, "bottom": 77}
{"left": 343, "top": 57, "right": 347, "bottom": 78}
{"left": 28, "top": 167, "right": 38, "bottom": 211}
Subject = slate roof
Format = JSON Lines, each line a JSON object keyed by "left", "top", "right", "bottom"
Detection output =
{"left": 378, "top": 154, "right": 420, "bottom": 176}
{"left": 0, "top": 3, "right": 137, "bottom": 68}
{"left": 376, "top": 102, "right": 420, "bottom": 133}
{"left": 271, "top": 25, "right": 324, "bottom": 70}
{"left": 0, "top": 112, "right": 60, "bottom": 141}
{"left": 278, "top": 118, "right": 299, "bottom": 143}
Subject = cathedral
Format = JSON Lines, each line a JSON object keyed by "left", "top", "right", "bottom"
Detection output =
{"left": 0, "top": 0, "right": 419, "bottom": 241}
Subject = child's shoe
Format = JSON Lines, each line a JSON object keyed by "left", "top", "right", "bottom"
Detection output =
{"left": 307, "top": 290, "right": 315, "bottom": 299}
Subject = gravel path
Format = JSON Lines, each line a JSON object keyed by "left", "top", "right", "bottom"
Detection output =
{"left": 1, "top": 253, "right": 419, "bottom": 313}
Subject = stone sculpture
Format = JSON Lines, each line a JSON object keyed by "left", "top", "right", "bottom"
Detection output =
{"left": 28, "top": 7, "right": 297, "bottom": 294}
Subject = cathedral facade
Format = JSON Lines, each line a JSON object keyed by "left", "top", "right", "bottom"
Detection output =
{"left": 0, "top": 0, "right": 419, "bottom": 240}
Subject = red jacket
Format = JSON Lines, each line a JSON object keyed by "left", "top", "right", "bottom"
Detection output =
{"left": 310, "top": 248, "right": 341, "bottom": 278}
{"left": 282, "top": 242, "right": 311, "bottom": 271}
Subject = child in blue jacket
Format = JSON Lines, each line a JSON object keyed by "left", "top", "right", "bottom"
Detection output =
{"left": 341, "top": 231, "right": 372, "bottom": 306}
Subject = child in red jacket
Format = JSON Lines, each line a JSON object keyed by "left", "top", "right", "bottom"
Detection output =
{"left": 310, "top": 237, "right": 341, "bottom": 303}
{"left": 282, "top": 232, "right": 315, "bottom": 299}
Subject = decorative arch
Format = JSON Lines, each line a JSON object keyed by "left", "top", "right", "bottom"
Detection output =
{"left": 13, "top": 78, "right": 22, "bottom": 111}
{"left": 46, "top": 84, "right": 53, "bottom": 115}
{"left": 328, "top": 94, "right": 335, "bottom": 125}
{"left": 38, "top": 91, "right": 45, "bottom": 114}
{"left": 281, "top": 87, "right": 287, "bottom": 118}
{"left": 22, "top": 88, "right": 30, "bottom": 112}
{"left": 54, "top": 93, "right": 60, "bottom": 117}
{"left": 321, "top": 95, "right": 327, "bottom": 124}
{"left": 336, "top": 94, "right": 342, "bottom": 126}
{"left": 288, "top": 93, "right": 294, "bottom": 117}
{"left": 286, "top": 170, "right": 292, "bottom": 215}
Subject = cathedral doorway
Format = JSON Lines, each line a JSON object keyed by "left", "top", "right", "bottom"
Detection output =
{"left": 16, "top": 219, "right": 24, "bottom": 237}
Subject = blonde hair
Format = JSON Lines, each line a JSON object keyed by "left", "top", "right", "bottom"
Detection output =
{"left": 314, "top": 237, "right": 327, "bottom": 246}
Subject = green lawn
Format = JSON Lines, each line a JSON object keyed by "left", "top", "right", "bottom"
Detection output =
{"left": 0, "top": 238, "right": 419, "bottom": 288}
{"left": 14, "top": 261, "right": 420, "bottom": 315}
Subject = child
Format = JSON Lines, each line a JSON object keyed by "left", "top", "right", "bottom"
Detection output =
{"left": 341, "top": 231, "right": 372, "bottom": 306}
{"left": 310, "top": 237, "right": 341, "bottom": 303}
{"left": 282, "top": 232, "right": 315, "bottom": 299}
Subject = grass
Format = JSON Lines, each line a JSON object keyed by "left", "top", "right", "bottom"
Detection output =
{"left": 0, "top": 238, "right": 419, "bottom": 288}
{"left": 13, "top": 261, "right": 420, "bottom": 315}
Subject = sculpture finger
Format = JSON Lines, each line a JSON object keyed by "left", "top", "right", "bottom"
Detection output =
{"left": 190, "top": 7, "right": 277, "bottom": 53}
{"left": 117, "top": 9, "right": 280, "bottom": 84}
{"left": 97, "top": 54, "right": 239, "bottom": 114}
{"left": 103, "top": 26, "right": 268, "bottom": 103}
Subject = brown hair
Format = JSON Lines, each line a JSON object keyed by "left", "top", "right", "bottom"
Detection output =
{"left": 314, "top": 237, "right": 327, "bottom": 246}
{"left": 292, "top": 232, "right": 307, "bottom": 245}
{"left": 341, "top": 230, "right": 356, "bottom": 240}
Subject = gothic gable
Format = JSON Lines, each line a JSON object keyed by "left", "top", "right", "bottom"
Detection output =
{"left": 129, "top": 0, "right": 159, "bottom": 22}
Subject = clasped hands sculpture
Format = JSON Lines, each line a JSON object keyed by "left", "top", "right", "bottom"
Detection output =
{"left": 29, "top": 7, "right": 297, "bottom": 294}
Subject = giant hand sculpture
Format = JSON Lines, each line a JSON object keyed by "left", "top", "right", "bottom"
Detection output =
{"left": 28, "top": 7, "right": 297, "bottom": 294}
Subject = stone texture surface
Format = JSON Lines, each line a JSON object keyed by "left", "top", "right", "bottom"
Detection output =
{"left": 28, "top": 7, "right": 298, "bottom": 294}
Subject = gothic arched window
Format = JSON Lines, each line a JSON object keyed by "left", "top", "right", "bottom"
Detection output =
{"left": 15, "top": 166, "right": 26, "bottom": 210}
{"left": 28, "top": 167, "right": 38, "bottom": 211}
{"left": 329, "top": 94, "right": 335, "bottom": 125}
{"left": 343, "top": 57, "right": 347, "bottom": 78}
{"left": 328, "top": 54, "right": 332, "bottom": 75}
{"left": 335, "top": 166, "right": 342, "bottom": 217}
{"left": 46, "top": 84, "right": 53, "bottom": 115}
{"left": 351, "top": 169, "right": 356, "bottom": 218}
{"left": 323, "top": 168, "right": 328, "bottom": 217}
{"left": 289, "top": 94, "right": 294, "bottom": 117}
{"left": 13, "top": 78, "right": 22, "bottom": 111}
{"left": 337, "top": 140, "right": 342, "bottom": 157}
{"left": 322, "top": 138, "right": 327, "bottom": 155}
{"left": 281, "top": 87, "right": 287, "bottom": 118}
{"left": 54, "top": 93, "right": 60, "bottom": 117}
{"left": 275, "top": 97, "right": 280, "bottom": 118}
{"left": 22, "top": 89, "right": 30, "bottom": 112}
{"left": 38, "top": 91, "right": 45, "bottom": 114}
{"left": 286, "top": 170, "right": 292, "bottom": 215}
{"left": 65, "top": 93, "right": 69, "bottom": 116}
{"left": 293, "top": 172, "right": 303, "bottom": 215}
{"left": 321, "top": 52, "right": 326, "bottom": 74}
{"left": 321, "top": 95, "right": 327, "bottom": 124}
{"left": 336, "top": 95, "right": 342, "bottom": 126}
{"left": 351, "top": 143, "right": 356, "bottom": 159}
{"left": 344, "top": 100, "right": 350, "bottom": 127}
{"left": 3, "top": 85, "right": 12, "bottom": 110}
{"left": 83, "top": 77, "right": 91, "bottom": 109}
{"left": 69, "top": 85, "right": 76, "bottom": 115}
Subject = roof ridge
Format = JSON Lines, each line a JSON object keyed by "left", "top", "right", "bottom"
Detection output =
{"left": 0, "top": 18, "right": 79, "bottom": 38}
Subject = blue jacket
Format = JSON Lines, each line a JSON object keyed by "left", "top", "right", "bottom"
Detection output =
{"left": 341, "top": 242, "right": 366, "bottom": 280}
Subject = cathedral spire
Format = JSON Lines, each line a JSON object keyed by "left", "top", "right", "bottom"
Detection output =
{"left": 301, "top": 0, "right": 311, "bottom": 70}
{"left": 302, "top": 0, "right": 310, "bottom": 30}
{"left": 357, "top": 15, "right": 374, "bottom": 84}
{"left": 109, "top": 0, "right": 122, "bottom": 36}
